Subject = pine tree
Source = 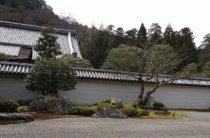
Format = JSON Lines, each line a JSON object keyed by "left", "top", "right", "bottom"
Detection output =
{"left": 136, "top": 23, "right": 147, "bottom": 48}
{"left": 25, "top": 27, "right": 77, "bottom": 95}
{"left": 163, "top": 24, "right": 175, "bottom": 46}
{"left": 35, "top": 27, "right": 62, "bottom": 59}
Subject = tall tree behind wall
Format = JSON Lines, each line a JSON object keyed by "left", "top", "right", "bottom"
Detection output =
{"left": 163, "top": 26, "right": 198, "bottom": 70}
{"left": 82, "top": 26, "right": 114, "bottom": 68}
{"left": 136, "top": 23, "right": 147, "bottom": 49}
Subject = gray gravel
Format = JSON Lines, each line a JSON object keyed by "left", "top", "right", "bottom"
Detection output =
{"left": 0, "top": 111, "right": 210, "bottom": 138}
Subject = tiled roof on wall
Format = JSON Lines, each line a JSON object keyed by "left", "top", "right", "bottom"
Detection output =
{"left": 1, "top": 61, "right": 210, "bottom": 88}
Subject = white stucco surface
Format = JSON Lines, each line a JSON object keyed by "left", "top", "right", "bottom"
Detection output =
{"left": 0, "top": 78, "right": 210, "bottom": 109}
{"left": 0, "top": 77, "right": 41, "bottom": 100}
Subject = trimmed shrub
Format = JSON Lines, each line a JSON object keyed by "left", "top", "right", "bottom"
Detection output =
{"left": 0, "top": 100, "right": 19, "bottom": 113}
{"left": 17, "top": 106, "right": 30, "bottom": 112}
{"left": 69, "top": 106, "right": 97, "bottom": 116}
{"left": 97, "top": 103, "right": 114, "bottom": 111}
{"left": 152, "top": 102, "right": 166, "bottom": 111}
{"left": 120, "top": 107, "right": 138, "bottom": 117}
{"left": 29, "top": 96, "right": 72, "bottom": 114}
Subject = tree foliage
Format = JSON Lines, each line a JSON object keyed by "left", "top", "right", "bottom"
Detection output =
{"left": 61, "top": 54, "right": 92, "bottom": 68}
{"left": 25, "top": 59, "right": 77, "bottom": 95}
{"left": 201, "top": 62, "right": 210, "bottom": 78}
{"left": 163, "top": 24, "right": 175, "bottom": 46}
{"left": 136, "top": 23, "right": 147, "bottom": 48}
{"left": 102, "top": 44, "right": 193, "bottom": 107}
{"left": 148, "top": 23, "right": 163, "bottom": 46}
{"left": 35, "top": 27, "right": 62, "bottom": 59}
{"left": 25, "top": 27, "right": 77, "bottom": 95}
{"left": 82, "top": 26, "right": 114, "bottom": 68}
{"left": 198, "top": 34, "right": 210, "bottom": 68}
{"left": 1, "top": 0, "right": 210, "bottom": 78}
{"left": 163, "top": 27, "right": 197, "bottom": 70}
{"left": 102, "top": 45, "right": 146, "bottom": 72}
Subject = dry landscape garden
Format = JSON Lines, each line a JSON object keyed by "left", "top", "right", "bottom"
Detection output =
{"left": 0, "top": 0, "right": 210, "bottom": 138}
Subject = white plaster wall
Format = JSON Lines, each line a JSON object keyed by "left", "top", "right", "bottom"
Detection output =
{"left": 0, "top": 77, "right": 41, "bottom": 100}
{"left": 62, "top": 80, "right": 210, "bottom": 109}
{"left": 1, "top": 78, "right": 210, "bottom": 109}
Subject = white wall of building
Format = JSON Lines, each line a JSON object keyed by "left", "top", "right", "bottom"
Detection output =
{"left": 0, "top": 77, "right": 210, "bottom": 109}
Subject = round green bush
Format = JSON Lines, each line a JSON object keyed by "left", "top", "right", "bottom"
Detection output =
{"left": 0, "top": 100, "right": 19, "bottom": 113}
{"left": 97, "top": 103, "right": 114, "bottom": 111}
{"left": 69, "top": 106, "right": 97, "bottom": 116}
{"left": 120, "top": 107, "right": 138, "bottom": 117}
{"left": 152, "top": 102, "right": 166, "bottom": 111}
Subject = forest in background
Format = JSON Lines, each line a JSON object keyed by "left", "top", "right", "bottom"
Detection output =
{"left": 0, "top": 0, "right": 210, "bottom": 78}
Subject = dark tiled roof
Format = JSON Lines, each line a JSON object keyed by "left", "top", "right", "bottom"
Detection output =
{"left": 0, "top": 21, "right": 82, "bottom": 59}
{"left": 1, "top": 61, "right": 210, "bottom": 88}
{"left": 0, "top": 62, "right": 31, "bottom": 74}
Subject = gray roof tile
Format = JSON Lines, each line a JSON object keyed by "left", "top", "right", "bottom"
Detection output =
{"left": 0, "top": 44, "right": 20, "bottom": 56}
{"left": 1, "top": 61, "right": 210, "bottom": 88}
{"left": 0, "top": 21, "right": 82, "bottom": 59}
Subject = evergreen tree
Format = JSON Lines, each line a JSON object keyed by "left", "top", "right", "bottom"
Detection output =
{"left": 125, "top": 28, "right": 137, "bottom": 45}
{"left": 113, "top": 27, "right": 127, "bottom": 47}
{"left": 106, "top": 25, "right": 115, "bottom": 34}
{"left": 25, "top": 58, "right": 77, "bottom": 94}
{"left": 148, "top": 23, "right": 163, "bottom": 47}
{"left": 136, "top": 23, "right": 147, "bottom": 49}
{"left": 35, "top": 27, "right": 62, "bottom": 59}
{"left": 174, "top": 27, "right": 197, "bottom": 67}
{"left": 83, "top": 27, "right": 114, "bottom": 69}
{"left": 25, "top": 26, "right": 77, "bottom": 95}
{"left": 116, "top": 27, "right": 124, "bottom": 37}
{"left": 198, "top": 34, "right": 210, "bottom": 69}
{"left": 201, "top": 62, "right": 210, "bottom": 78}
{"left": 163, "top": 24, "right": 175, "bottom": 46}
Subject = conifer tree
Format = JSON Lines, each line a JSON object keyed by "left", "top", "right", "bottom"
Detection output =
{"left": 35, "top": 27, "right": 62, "bottom": 59}
{"left": 136, "top": 23, "right": 147, "bottom": 48}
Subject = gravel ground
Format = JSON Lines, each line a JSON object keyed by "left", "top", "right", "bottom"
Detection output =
{"left": 0, "top": 111, "right": 210, "bottom": 138}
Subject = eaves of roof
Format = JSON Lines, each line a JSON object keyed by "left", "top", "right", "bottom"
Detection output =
{"left": 0, "top": 61, "right": 210, "bottom": 88}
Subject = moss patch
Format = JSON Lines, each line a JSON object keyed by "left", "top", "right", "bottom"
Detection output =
{"left": 139, "top": 110, "right": 185, "bottom": 119}
{"left": 29, "top": 112, "right": 84, "bottom": 120}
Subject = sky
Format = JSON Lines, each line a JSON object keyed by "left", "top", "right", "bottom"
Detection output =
{"left": 45, "top": 0, "right": 210, "bottom": 46}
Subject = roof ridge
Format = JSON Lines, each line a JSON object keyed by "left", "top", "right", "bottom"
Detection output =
{"left": 1, "top": 61, "right": 210, "bottom": 82}
{"left": 73, "top": 67, "right": 138, "bottom": 74}
{"left": 0, "top": 20, "right": 77, "bottom": 35}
